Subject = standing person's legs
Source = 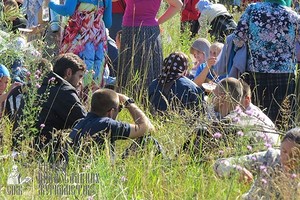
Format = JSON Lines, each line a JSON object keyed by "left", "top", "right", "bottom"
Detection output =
{"left": 244, "top": 72, "right": 296, "bottom": 128}
{"left": 117, "top": 26, "right": 163, "bottom": 98}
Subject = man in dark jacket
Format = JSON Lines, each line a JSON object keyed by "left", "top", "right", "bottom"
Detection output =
{"left": 12, "top": 53, "right": 87, "bottom": 152}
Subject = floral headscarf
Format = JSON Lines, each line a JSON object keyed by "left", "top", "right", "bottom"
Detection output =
{"left": 158, "top": 52, "right": 188, "bottom": 84}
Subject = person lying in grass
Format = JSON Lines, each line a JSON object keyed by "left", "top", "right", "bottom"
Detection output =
{"left": 214, "top": 127, "right": 300, "bottom": 199}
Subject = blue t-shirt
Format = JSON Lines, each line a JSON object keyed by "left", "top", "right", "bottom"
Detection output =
{"left": 148, "top": 76, "right": 203, "bottom": 112}
{"left": 195, "top": 62, "right": 215, "bottom": 81}
{"left": 69, "top": 112, "right": 130, "bottom": 147}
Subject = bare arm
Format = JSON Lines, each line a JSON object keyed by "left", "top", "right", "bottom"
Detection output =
{"left": 193, "top": 57, "right": 216, "bottom": 87}
{"left": 157, "top": 0, "right": 183, "bottom": 25}
{"left": 118, "top": 94, "right": 155, "bottom": 138}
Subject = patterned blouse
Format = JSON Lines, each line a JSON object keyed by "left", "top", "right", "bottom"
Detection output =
{"left": 233, "top": 2, "right": 300, "bottom": 73}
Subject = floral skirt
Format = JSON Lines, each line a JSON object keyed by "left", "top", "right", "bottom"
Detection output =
{"left": 60, "top": 5, "right": 107, "bottom": 86}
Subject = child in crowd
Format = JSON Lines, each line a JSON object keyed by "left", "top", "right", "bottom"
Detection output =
{"left": 193, "top": 41, "right": 223, "bottom": 88}
{"left": 210, "top": 42, "right": 224, "bottom": 58}
{"left": 189, "top": 38, "right": 211, "bottom": 79}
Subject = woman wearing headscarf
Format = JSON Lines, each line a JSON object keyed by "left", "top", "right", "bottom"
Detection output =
{"left": 148, "top": 52, "right": 203, "bottom": 113}
{"left": 196, "top": 0, "right": 237, "bottom": 42}
{"left": 233, "top": 0, "right": 300, "bottom": 126}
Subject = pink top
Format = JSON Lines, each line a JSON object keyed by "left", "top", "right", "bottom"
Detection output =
{"left": 122, "top": 0, "right": 161, "bottom": 27}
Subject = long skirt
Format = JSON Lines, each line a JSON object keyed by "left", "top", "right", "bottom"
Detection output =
{"left": 60, "top": 5, "right": 107, "bottom": 87}
{"left": 244, "top": 72, "right": 296, "bottom": 127}
{"left": 117, "top": 25, "right": 163, "bottom": 95}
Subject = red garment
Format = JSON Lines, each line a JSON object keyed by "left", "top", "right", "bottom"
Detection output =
{"left": 112, "top": 0, "right": 126, "bottom": 14}
{"left": 181, "top": 0, "right": 200, "bottom": 22}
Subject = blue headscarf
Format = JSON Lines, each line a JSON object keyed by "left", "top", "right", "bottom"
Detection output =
{"left": 196, "top": 0, "right": 213, "bottom": 12}
{"left": 0, "top": 64, "right": 10, "bottom": 78}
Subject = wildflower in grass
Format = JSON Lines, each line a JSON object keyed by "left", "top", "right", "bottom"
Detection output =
{"left": 120, "top": 176, "right": 127, "bottom": 182}
{"left": 219, "top": 150, "right": 224, "bottom": 155}
{"left": 237, "top": 131, "right": 244, "bottom": 137}
{"left": 35, "top": 69, "right": 41, "bottom": 75}
{"left": 251, "top": 156, "right": 256, "bottom": 161}
{"left": 234, "top": 106, "right": 242, "bottom": 114}
{"left": 35, "top": 74, "right": 39, "bottom": 79}
{"left": 40, "top": 124, "right": 45, "bottom": 129}
{"left": 261, "top": 178, "right": 267, "bottom": 184}
{"left": 232, "top": 116, "right": 240, "bottom": 122}
{"left": 247, "top": 145, "right": 252, "bottom": 151}
{"left": 291, "top": 173, "right": 297, "bottom": 179}
{"left": 235, "top": 165, "right": 242, "bottom": 171}
{"left": 245, "top": 108, "right": 253, "bottom": 116}
{"left": 48, "top": 77, "right": 56, "bottom": 83}
{"left": 260, "top": 165, "right": 267, "bottom": 173}
{"left": 26, "top": 71, "right": 31, "bottom": 76}
{"left": 36, "top": 83, "right": 41, "bottom": 88}
{"left": 213, "top": 132, "right": 222, "bottom": 139}
{"left": 87, "top": 196, "right": 94, "bottom": 200}
{"left": 264, "top": 142, "right": 272, "bottom": 149}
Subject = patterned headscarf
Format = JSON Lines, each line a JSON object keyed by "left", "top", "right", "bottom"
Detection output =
{"left": 158, "top": 52, "right": 188, "bottom": 84}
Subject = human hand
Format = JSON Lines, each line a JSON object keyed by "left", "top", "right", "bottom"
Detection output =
{"left": 118, "top": 93, "right": 129, "bottom": 104}
{"left": 207, "top": 57, "right": 217, "bottom": 69}
{"left": 238, "top": 167, "right": 253, "bottom": 184}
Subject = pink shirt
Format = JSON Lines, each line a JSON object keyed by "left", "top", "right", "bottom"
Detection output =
{"left": 122, "top": 0, "right": 161, "bottom": 27}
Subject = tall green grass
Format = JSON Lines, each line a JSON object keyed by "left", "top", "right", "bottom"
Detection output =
{"left": 0, "top": 4, "right": 299, "bottom": 200}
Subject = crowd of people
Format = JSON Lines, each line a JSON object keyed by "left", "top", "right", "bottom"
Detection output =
{"left": 1, "top": 0, "right": 300, "bottom": 198}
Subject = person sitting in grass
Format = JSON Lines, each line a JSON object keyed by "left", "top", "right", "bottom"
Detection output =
{"left": 193, "top": 41, "right": 223, "bottom": 88}
{"left": 0, "top": 64, "right": 21, "bottom": 117}
{"left": 12, "top": 53, "right": 87, "bottom": 152}
{"left": 183, "top": 77, "right": 277, "bottom": 156}
{"left": 214, "top": 127, "right": 300, "bottom": 199}
{"left": 211, "top": 77, "right": 278, "bottom": 145}
{"left": 148, "top": 52, "right": 203, "bottom": 114}
{"left": 69, "top": 88, "right": 155, "bottom": 153}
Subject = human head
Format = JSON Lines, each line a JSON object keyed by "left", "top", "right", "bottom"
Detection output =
{"left": 37, "top": 58, "right": 53, "bottom": 73}
{"left": 210, "top": 42, "right": 224, "bottom": 58}
{"left": 91, "top": 88, "right": 120, "bottom": 119}
{"left": 0, "top": 64, "right": 10, "bottom": 94}
{"left": 115, "top": 30, "right": 122, "bottom": 49}
{"left": 190, "top": 38, "right": 211, "bottom": 64}
{"left": 158, "top": 52, "right": 188, "bottom": 84}
{"left": 213, "top": 77, "right": 243, "bottom": 117}
{"left": 240, "top": 79, "right": 251, "bottom": 109}
{"left": 53, "top": 53, "right": 86, "bottom": 88}
{"left": 280, "top": 127, "right": 300, "bottom": 171}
